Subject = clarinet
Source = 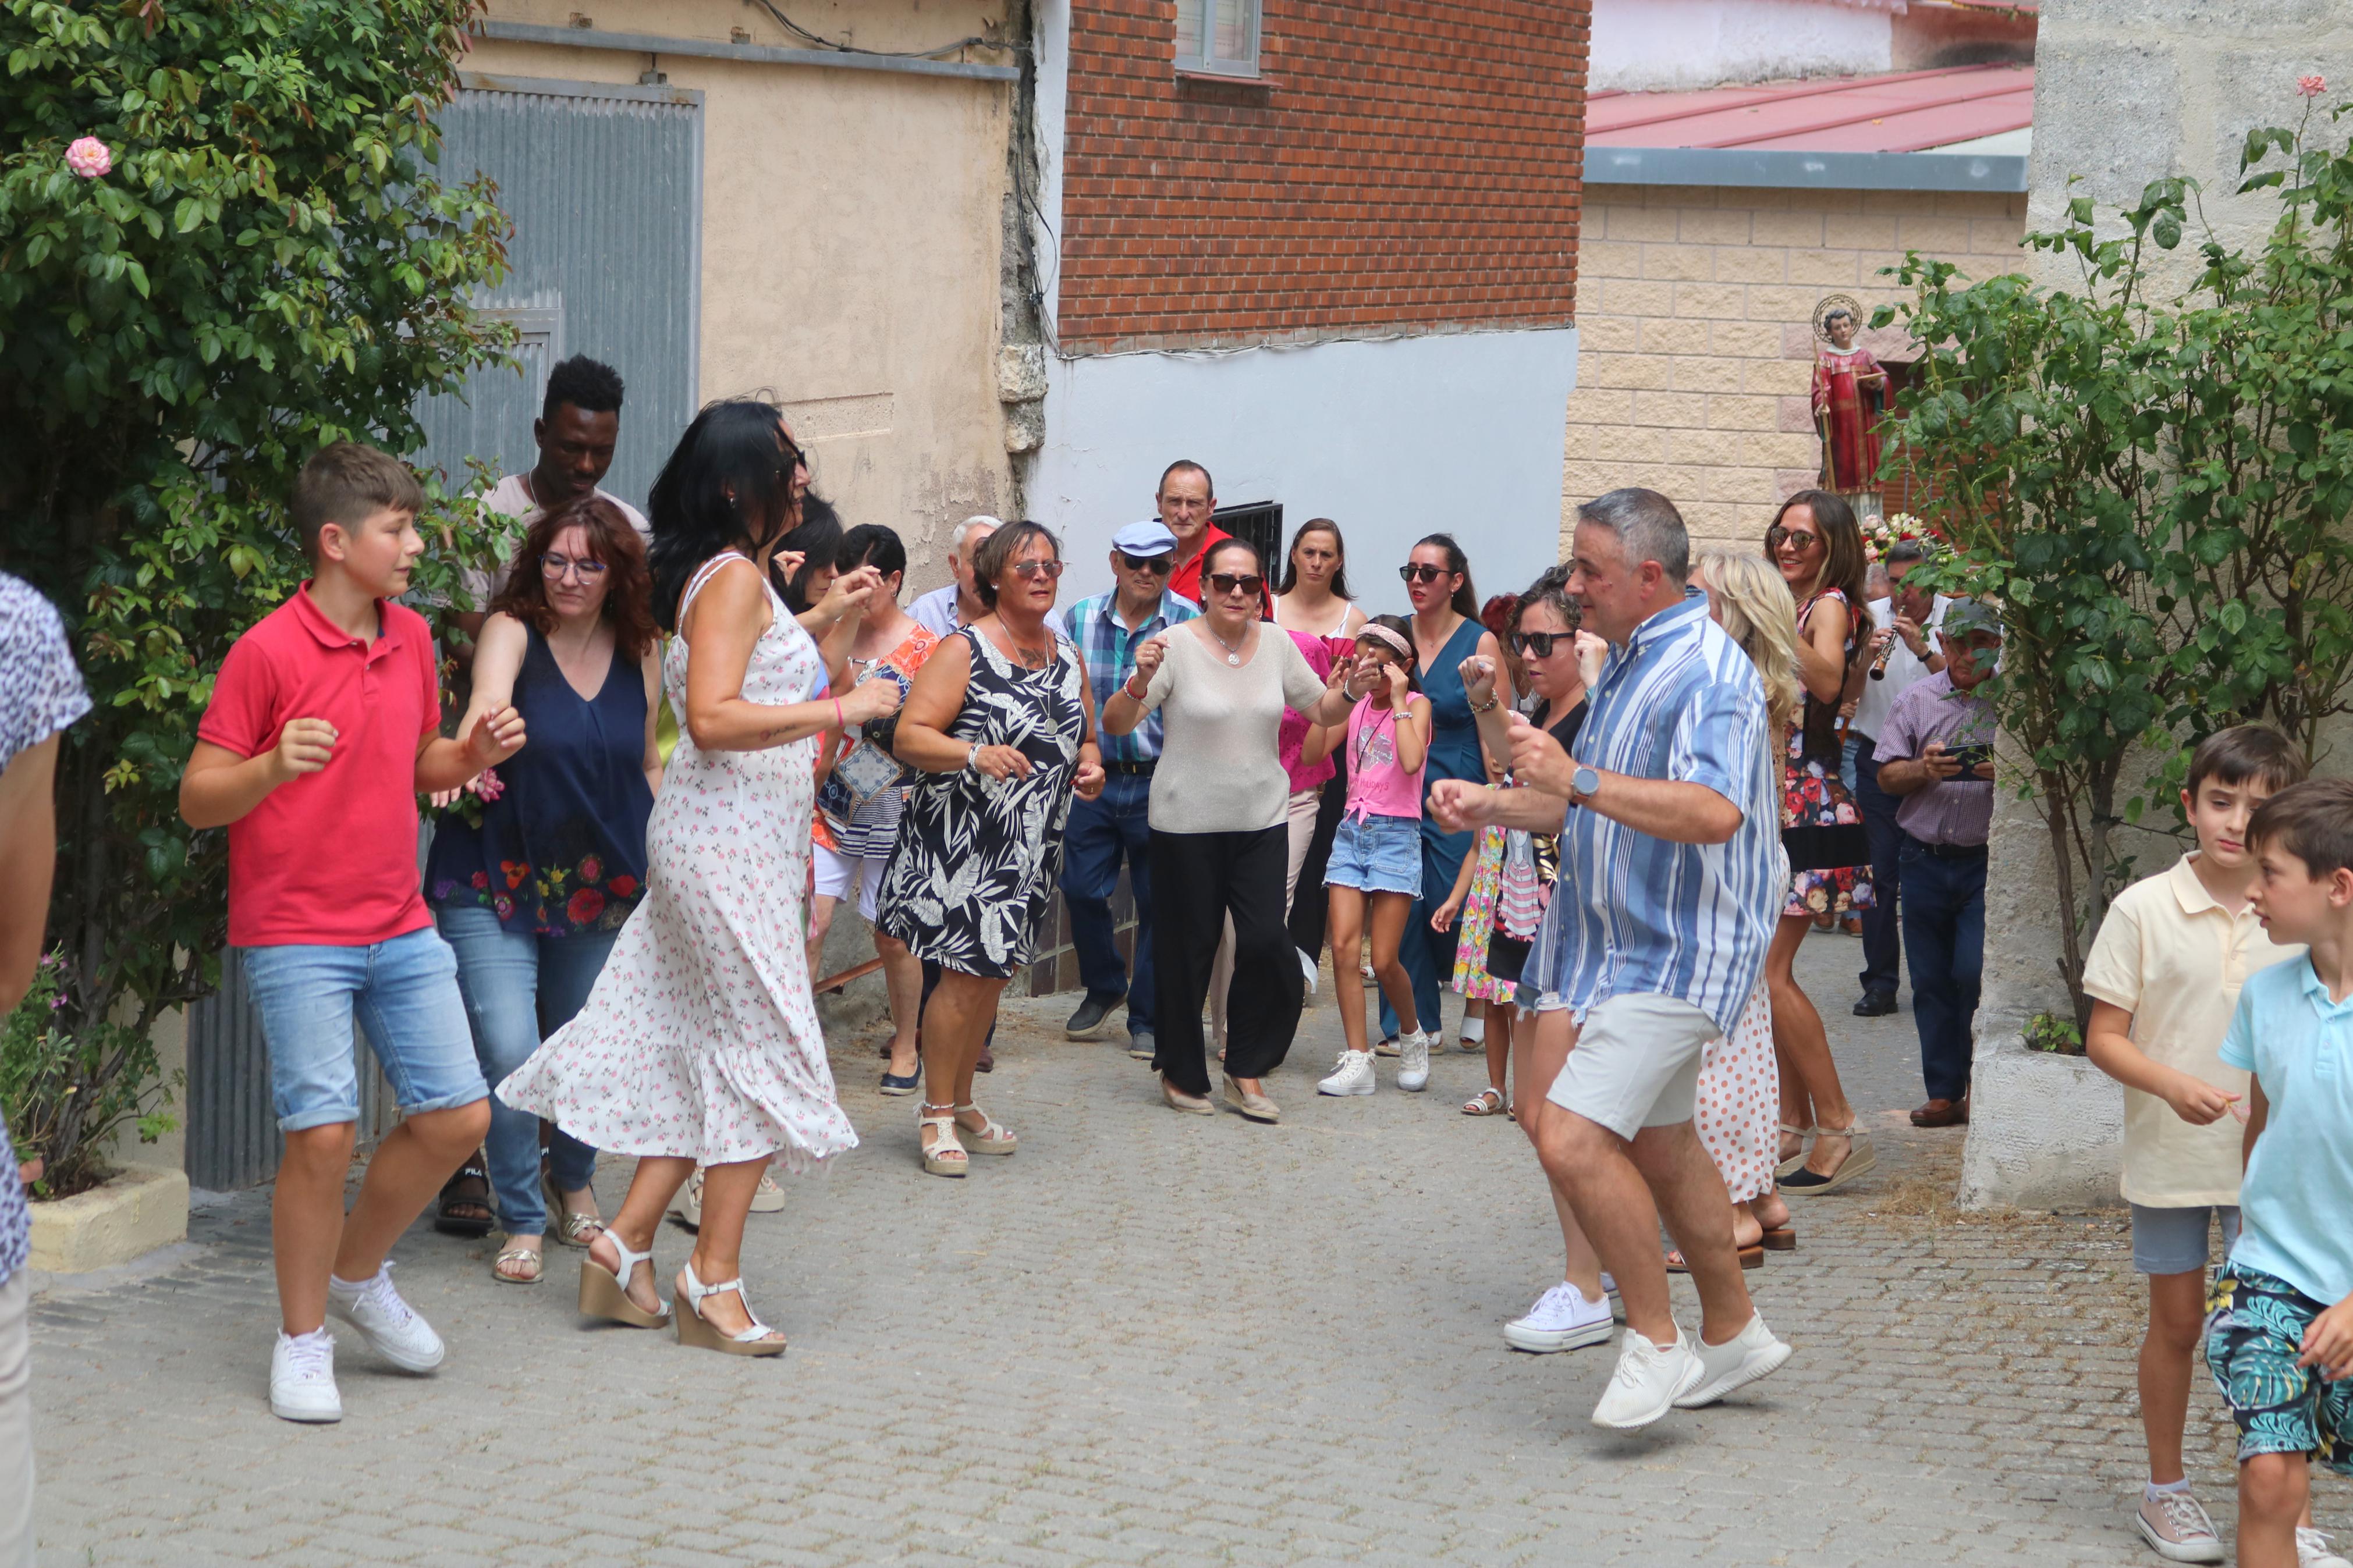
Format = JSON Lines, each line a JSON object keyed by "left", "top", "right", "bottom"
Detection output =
{"left": 1866, "top": 633, "right": 1899, "bottom": 681}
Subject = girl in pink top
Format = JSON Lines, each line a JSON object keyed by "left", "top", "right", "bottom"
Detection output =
{"left": 1315, "top": 616, "right": 1433, "bottom": 1097}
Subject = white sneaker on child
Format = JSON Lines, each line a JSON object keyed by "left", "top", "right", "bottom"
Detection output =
{"left": 2134, "top": 1487, "right": 2225, "bottom": 1563}
{"left": 1317, "top": 1049, "right": 1376, "bottom": 1097}
{"left": 326, "top": 1262, "right": 445, "bottom": 1373}
{"left": 269, "top": 1328, "right": 342, "bottom": 1423}
{"left": 1502, "top": 1280, "right": 1614, "bottom": 1353}
{"left": 2300, "top": 1526, "right": 2353, "bottom": 1568}
{"left": 1397, "top": 1030, "right": 1431, "bottom": 1091}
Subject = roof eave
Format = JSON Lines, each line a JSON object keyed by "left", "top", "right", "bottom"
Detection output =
{"left": 1583, "top": 145, "right": 2028, "bottom": 194}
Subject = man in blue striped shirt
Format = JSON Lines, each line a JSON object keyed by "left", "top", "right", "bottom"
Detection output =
{"left": 1052, "top": 521, "right": 1199, "bottom": 1051}
{"left": 1434, "top": 488, "right": 1789, "bottom": 1432}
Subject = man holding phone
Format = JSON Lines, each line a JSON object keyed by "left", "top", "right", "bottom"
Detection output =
{"left": 1872, "top": 599, "right": 2003, "bottom": 1129}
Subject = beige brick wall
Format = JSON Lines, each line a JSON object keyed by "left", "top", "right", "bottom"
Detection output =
{"left": 1561, "top": 184, "right": 2028, "bottom": 557}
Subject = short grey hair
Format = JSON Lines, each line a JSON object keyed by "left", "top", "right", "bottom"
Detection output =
{"left": 953, "top": 515, "right": 1002, "bottom": 557}
{"left": 1886, "top": 538, "right": 1929, "bottom": 567}
{"left": 1577, "top": 488, "right": 1689, "bottom": 582}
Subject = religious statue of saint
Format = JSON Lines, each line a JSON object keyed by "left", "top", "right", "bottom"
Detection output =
{"left": 1811, "top": 294, "right": 1887, "bottom": 496}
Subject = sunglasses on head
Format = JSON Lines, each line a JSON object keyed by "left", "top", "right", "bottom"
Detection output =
{"left": 1509, "top": 630, "right": 1571, "bottom": 659}
{"left": 1767, "top": 525, "right": 1821, "bottom": 552}
{"left": 1119, "top": 552, "right": 1174, "bottom": 575}
{"left": 1011, "top": 559, "right": 1066, "bottom": 581}
{"left": 1399, "top": 563, "right": 1453, "bottom": 585}
{"left": 1209, "top": 572, "right": 1264, "bottom": 598}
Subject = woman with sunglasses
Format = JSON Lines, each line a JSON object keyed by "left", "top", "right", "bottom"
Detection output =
{"left": 878, "top": 521, "right": 1105, "bottom": 1175}
{"left": 1381, "top": 535, "right": 1507, "bottom": 1085}
{"left": 1103, "top": 538, "right": 1357, "bottom": 1122}
{"left": 1765, "top": 490, "right": 1877, "bottom": 1196}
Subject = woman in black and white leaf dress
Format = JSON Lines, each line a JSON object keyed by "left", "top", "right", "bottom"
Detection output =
{"left": 878, "top": 520, "right": 1104, "bottom": 1177}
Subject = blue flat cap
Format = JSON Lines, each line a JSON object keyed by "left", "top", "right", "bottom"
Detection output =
{"left": 1111, "top": 520, "right": 1179, "bottom": 557}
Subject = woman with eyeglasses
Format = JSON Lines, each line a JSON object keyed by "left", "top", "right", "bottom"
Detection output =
{"left": 1103, "top": 537, "right": 1358, "bottom": 1123}
{"left": 1764, "top": 490, "right": 1878, "bottom": 1197}
{"left": 424, "top": 495, "right": 661, "bottom": 1281}
{"left": 1380, "top": 535, "right": 1507, "bottom": 1089}
{"left": 1272, "top": 519, "right": 1367, "bottom": 978}
{"left": 877, "top": 521, "right": 1105, "bottom": 1175}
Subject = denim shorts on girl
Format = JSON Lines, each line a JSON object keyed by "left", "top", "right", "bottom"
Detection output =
{"left": 1325, "top": 812, "right": 1423, "bottom": 897}
{"left": 239, "top": 926, "right": 489, "bottom": 1133}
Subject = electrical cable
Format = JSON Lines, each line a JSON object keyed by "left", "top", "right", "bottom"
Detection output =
{"left": 746, "top": 0, "right": 1016, "bottom": 62}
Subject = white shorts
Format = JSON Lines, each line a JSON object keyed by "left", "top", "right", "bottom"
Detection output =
{"left": 1545, "top": 992, "right": 1721, "bottom": 1140}
{"left": 813, "top": 842, "right": 889, "bottom": 923}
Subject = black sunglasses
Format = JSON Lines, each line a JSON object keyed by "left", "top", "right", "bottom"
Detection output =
{"left": 1510, "top": 630, "right": 1570, "bottom": 659}
{"left": 1399, "top": 563, "right": 1453, "bottom": 585}
{"left": 1208, "top": 572, "right": 1264, "bottom": 598}
{"left": 1119, "top": 552, "right": 1174, "bottom": 575}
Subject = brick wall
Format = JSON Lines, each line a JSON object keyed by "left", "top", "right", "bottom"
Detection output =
{"left": 1057, "top": 1, "right": 1589, "bottom": 354}
{"left": 1559, "top": 184, "right": 2028, "bottom": 554}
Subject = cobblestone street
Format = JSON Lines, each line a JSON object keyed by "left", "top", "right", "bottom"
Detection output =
{"left": 27, "top": 934, "right": 2352, "bottom": 1566}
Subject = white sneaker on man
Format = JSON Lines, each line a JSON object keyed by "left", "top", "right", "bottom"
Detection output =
{"left": 1502, "top": 1281, "right": 1614, "bottom": 1353}
{"left": 1591, "top": 1327, "right": 1703, "bottom": 1430}
{"left": 1672, "top": 1313, "right": 1791, "bottom": 1407}
{"left": 2297, "top": 1526, "right": 2350, "bottom": 1568}
{"left": 269, "top": 1328, "right": 342, "bottom": 1423}
{"left": 1317, "top": 1049, "right": 1376, "bottom": 1096}
{"left": 1397, "top": 1030, "right": 1431, "bottom": 1092}
{"left": 326, "top": 1263, "right": 445, "bottom": 1373}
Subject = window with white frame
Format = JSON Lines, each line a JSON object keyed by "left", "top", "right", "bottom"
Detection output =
{"left": 1175, "top": 0, "right": 1261, "bottom": 77}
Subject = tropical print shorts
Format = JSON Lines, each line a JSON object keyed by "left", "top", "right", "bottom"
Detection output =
{"left": 2205, "top": 1266, "right": 2353, "bottom": 1474}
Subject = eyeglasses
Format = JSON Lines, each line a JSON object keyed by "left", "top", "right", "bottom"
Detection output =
{"left": 1209, "top": 573, "right": 1265, "bottom": 598}
{"left": 541, "top": 552, "right": 608, "bottom": 580}
{"left": 1510, "top": 631, "right": 1571, "bottom": 659}
{"left": 1010, "top": 559, "right": 1066, "bottom": 581}
{"left": 1119, "top": 552, "right": 1174, "bottom": 575}
{"left": 1766, "top": 526, "right": 1821, "bottom": 552}
{"left": 1399, "top": 563, "right": 1453, "bottom": 585}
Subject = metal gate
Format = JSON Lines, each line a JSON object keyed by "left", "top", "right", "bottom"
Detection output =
{"left": 183, "top": 76, "right": 704, "bottom": 1188}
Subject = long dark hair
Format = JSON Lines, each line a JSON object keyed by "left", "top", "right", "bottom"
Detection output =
{"left": 647, "top": 398, "right": 804, "bottom": 631}
{"left": 491, "top": 493, "right": 658, "bottom": 662}
{"left": 1769, "top": 489, "right": 1873, "bottom": 760}
{"left": 1276, "top": 517, "right": 1353, "bottom": 601}
{"left": 772, "top": 494, "right": 842, "bottom": 614}
{"left": 1412, "top": 532, "right": 1478, "bottom": 618}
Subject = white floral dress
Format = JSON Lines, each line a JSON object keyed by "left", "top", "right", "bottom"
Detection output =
{"left": 499, "top": 553, "right": 857, "bottom": 1172}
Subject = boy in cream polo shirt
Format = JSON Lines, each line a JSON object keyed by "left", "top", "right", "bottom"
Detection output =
{"left": 2083, "top": 726, "right": 2312, "bottom": 1563}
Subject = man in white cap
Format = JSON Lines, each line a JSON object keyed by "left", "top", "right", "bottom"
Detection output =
{"left": 910, "top": 515, "right": 1002, "bottom": 637}
{"left": 1053, "top": 521, "right": 1200, "bottom": 1052}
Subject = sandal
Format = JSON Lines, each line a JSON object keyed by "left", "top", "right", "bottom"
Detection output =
{"left": 879, "top": 1067, "right": 921, "bottom": 1096}
{"left": 954, "top": 1103, "right": 1017, "bottom": 1155}
{"left": 542, "top": 1172, "right": 606, "bottom": 1249}
{"left": 491, "top": 1236, "right": 545, "bottom": 1286}
{"left": 433, "top": 1152, "right": 495, "bottom": 1238}
{"left": 750, "top": 1170, "right": 786, "bottom": 1213}
{"left": 1759, "top": 1226, "right": 1797, "bottom": 1251}
{"left": 1665, "top": 1246, "right": 1763, "bottom": 1274}
{"left": 918, "top": 1103, "right": 968, "bottom": 1177}
{"left": 578, "top": 1232, "right": 670, "bottom": 1328}
{"left": 1779, "top": 1123, "right": 1877, "bottom": 1196}
{"left": 1462, "top": 1087, "right": 1507, "bottom": 1116}
{"left": 1776, "top": 1123, "right": 1815, "bottom": 1179}
{"left": 669, "top": 1168, "right": 704, "bottom": 1229}
{"left": 1458, "top": 1036, "right": 1485, "bottom": 1054}
{"left": 673, "top": 1261, "right": 786, "bottom": 1357}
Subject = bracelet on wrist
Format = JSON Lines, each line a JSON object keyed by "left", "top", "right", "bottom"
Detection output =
{"left": 1468, "top": 693, "right": 1497, "bottom": 714}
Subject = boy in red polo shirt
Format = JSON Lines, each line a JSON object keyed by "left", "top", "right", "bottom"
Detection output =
{"left": 182, "top": 443, "right": 525, "bottom": 1424}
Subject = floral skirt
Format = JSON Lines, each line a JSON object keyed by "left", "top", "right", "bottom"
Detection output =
{"left": 1450, "top": 826, "right": 1513, "bottom": 1003}
{"left": 1782, "top": 749, "right": 1873, "bottom": 919}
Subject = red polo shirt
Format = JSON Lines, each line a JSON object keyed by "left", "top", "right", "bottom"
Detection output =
{"left": 197, "top": 584, "right": 441, "bottom": 947}
{"left": 1167, "top": 523, "right": 1274, "bottom": 617}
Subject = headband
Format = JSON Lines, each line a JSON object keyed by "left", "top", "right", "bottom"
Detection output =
{"left": 1357, "top": 623, "right": 1412, "bottom": 659}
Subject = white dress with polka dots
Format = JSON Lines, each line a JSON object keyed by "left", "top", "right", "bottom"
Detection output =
{"left": 1693, "top": 984, "right": 1777, "bottom": 1203}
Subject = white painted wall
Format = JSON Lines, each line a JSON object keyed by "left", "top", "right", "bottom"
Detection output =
{"left": 1030, "top": 328, "right": 1579, "bottom": 613}
{"left": 1590, "top": 0, "right": 1895, "bottom": 92}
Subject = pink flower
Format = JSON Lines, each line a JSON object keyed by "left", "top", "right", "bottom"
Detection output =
{"left": 474, "top": 766, "right": 504, "bottom": 802}
{"left": 65, "top": 137, "right": 111, "bottom": 178}
{"left": 2299, "top": 74, "right": 2327, "bottom": 98}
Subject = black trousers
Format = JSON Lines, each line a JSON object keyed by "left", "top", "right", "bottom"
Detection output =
{"left": 1853, "top": 734, "right": 1904, "bottom": 998}
{"left": 1151, "top": 824, "right": 1303, "bottom": 1096}
{"left": 1285, "top": 769, "right": 1348, "bottom": 963}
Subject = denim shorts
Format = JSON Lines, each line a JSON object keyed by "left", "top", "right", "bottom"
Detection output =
{"left": 239, "top": 927, "right": 488, "bottom": 1133}
{"left": 1324, "top": 813, "right": 1422, "bottom": 897}
{"left": 2130, "top": 1201, "right": 2240, "bottom": 1276}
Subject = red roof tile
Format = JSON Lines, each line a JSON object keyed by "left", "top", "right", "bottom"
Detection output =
{"left": 1587, "top": 63, "right": 2033, "bottom": 155}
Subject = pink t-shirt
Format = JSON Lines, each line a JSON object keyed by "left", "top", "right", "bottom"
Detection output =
{"left": 1276, "top": 630, "right": 1337, "bottom": 794}
{"left": 197, "top": 584, "right": 441, "bottom": 947}
{"left": 1341, "top": 694, "right": 1426, "bottom": 822}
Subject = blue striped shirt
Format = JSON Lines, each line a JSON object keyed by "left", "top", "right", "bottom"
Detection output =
{"left": 1528, "top": 586, "right": 1785, "bottom": 1034}
{"left": 1056, "top": 589, "right": 1199, "bottom": 763}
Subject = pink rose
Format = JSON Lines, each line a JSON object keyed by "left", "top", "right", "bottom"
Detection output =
{"left": 66, "top": 137, "right": 112, "bottom": 178}
{"left": 2299, "top": 74, "right": 2327, "bottom": 98}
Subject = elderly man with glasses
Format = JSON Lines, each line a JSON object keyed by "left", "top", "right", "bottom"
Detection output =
{"left": 1052, "top": 522, "right": 1201, "bottom": 1052}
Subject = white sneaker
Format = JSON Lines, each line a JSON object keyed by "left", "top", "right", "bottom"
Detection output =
{"left": 2299, "top": 1526, "right": 2352, "bottom": 1568}
{"left": 1317, "top": 1049, "right": 1376, "bottom": 1097}
{"left": 269, "top": 1328, "right": 343, "bottom": 1423}
{"left": 1591, "top": 1327, "right": 1702, "bottom": 1430}
{"left": 326, "top": 1263, "right": 445, "bottom": 1373}
{"left": 1298, "top": 947, "right": 1319, "bottom": 994}
{"left": 1396, "top": 1030, "right": 1431, "bottom": 1092}
{"left": 2136, "top": 1488, "right": 2226, "bottom": 1563}
{"left": 1502, "top": 1281, "right": 1614, "bottom": 1353}
{"left": 1672, "top": 1313, "right": 1791, "bottom": 1407}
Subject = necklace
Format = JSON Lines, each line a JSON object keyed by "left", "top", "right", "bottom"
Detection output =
{"left": 1206, "top": 621, "right": 1248, "bottom": 666}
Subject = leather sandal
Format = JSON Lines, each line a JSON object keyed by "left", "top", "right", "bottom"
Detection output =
{"left": 578, "top": 1233, "right": 670, "bottom": 1328}
{"left": 433, "top": 1153, "right": 495, "bottom": 1238}
{"left": 1775, "top": 1123, "right": 1816, "bottom": 1179}
{"left": 1779, "top": 1123, "right": 1877, "bottom": 1196}
{"left": 953, "top": 1104, "right": 1017, "bottom": 1155}
{"left": 542, "top": 1171, "right": 605, "bottom": 1249}
{"left": 491, "top": 1236, "right": 544, "bottom": 1286}
{"left": 918, "top": 1103, "right": 968, "bottom": 1176}
{"left": 1463, "top": 1087, "right": 1508, "bottom": 1116}
{"left": 673, "top": 1262, "right": 786, "bottom": 1357}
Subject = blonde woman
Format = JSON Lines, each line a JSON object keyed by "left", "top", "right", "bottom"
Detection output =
{"left": 1681, "top": 551, "right": 1804, "bottom": 1261}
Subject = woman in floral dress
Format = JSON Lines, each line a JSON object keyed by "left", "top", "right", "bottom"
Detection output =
{"left": 500, "top": 400, "right": 899, "bottom": 1354}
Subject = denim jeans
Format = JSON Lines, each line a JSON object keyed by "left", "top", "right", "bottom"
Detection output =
{"left": 240, "top": 928, "right": 486, "bottom": 1133}
{"left": 1839, "top": 732, "right": 1862, "bottom": 797}
{"left": 1854, "top": 735, "right": 1905, "bottom": 997}
{"left": 435, "top": 905, "right": 615, "bottom": 1236}
{"left": 1059, "top": 769, "right": 1156, "bottom": 1035}
{"left": 1898, "top": 835, "right": 1986, "bottom": 1103}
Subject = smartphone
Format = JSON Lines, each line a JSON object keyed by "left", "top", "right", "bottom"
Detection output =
{"left": 1947, "top": 742, "right": 1993, "bottom": 773}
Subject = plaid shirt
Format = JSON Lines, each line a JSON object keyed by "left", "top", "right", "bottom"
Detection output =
{"left": 1057, "top": 589, "right": 1198, "bottom": 763}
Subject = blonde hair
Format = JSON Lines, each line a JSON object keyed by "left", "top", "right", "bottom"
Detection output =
{"left": 1696, "top": 550, "right": 1801, "bottom": 735}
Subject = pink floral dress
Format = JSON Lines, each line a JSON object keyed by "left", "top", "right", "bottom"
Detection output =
{"left": 1783, "top": 587, "right": 1874, "bottom": 919}
{"left": 1694, "top": 985, "right": 1777, "bottom": 1203}
{"left": 498, "top": 553, "right": 857, "bottom": 1172}
{"left": 1449, "top": 826, "right": 1511, "bottom": 1002}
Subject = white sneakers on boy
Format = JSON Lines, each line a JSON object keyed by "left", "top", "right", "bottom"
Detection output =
{"left": 1397, "top": 1030, "right": 1431, "bottom": 1092}
{"left": 1502, "top": 1281, "right": 1614, "bottom": 1353}
{"left": 2134, "top": 1487, "right": 2226, "bottom": 1563}
{"left": 269, "top": 1328, "right": 342, "bottom": 1424}
{"left": 2300, "top": 1527, "right": 2353, "bottom": 1568}
{"left": 1318, "top": 1049, "right": 1376, "bottom": 1096}
{"left": 1673, "top": 1313, "right": 1791, "bottom": 1408}
{"left": 1591, "top": 1328, "right": 1703, "bottom": 1430}
{"left": 326, "top": 1263, "right": 446, "bottom": 1373}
